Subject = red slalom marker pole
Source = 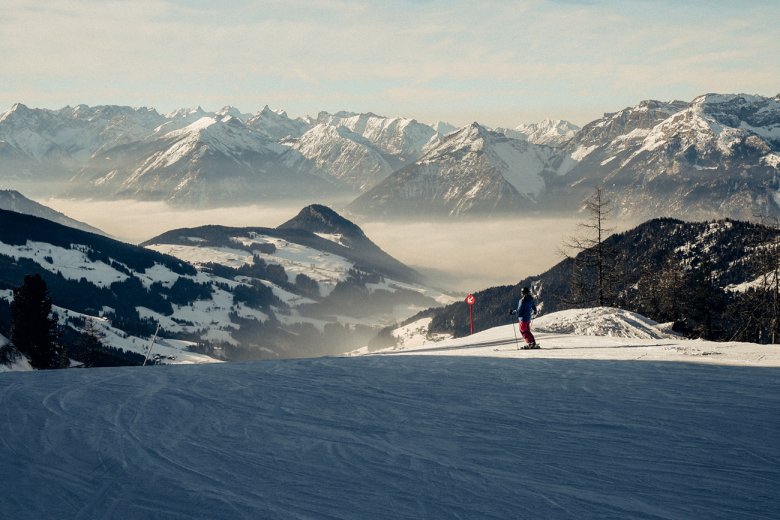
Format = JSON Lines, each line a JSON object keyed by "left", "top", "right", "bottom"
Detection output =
{"left": 465, "top": 294, "right": 475, "bottom": 335}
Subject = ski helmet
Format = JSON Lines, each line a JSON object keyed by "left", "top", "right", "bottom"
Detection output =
{"left": 521, "top": 287, "right": 530, "bottom": 295}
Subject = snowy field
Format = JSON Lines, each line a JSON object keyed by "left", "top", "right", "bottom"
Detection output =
{"left": 1, "top": 310, "right": 779, "bottom": 519}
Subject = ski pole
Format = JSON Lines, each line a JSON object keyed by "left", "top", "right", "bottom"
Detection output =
{"left": 510, "top": 313, "right": 520, "bottom": 350}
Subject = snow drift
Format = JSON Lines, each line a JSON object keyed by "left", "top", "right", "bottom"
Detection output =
{"left": 533, "top": 307, "right": 676, "bottom": 339}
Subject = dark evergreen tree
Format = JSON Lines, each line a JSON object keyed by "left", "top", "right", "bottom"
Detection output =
{"left": 732, "top": 217, "right": 780, "bottom": 343}
{"left": 11, "top": 274, "right": 62, "bottom": 369}
{"left": 294, "top": 273, "right": 320, "bottom": 299}
{"left": 80, "top": 318, "right": 104, "bottom": 368}
{"left": 756, "top": 217, "right": 780, "bottom": 343}
{"left": 679, "top": 260, "right": 727, "bottom": 339}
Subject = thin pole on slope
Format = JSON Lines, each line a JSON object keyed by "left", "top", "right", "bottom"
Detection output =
{"left": 510, "top": 313, "right": 520, "bottom": 350}
{"left": 142, "top": 323, "right": 162, "bottom": 367}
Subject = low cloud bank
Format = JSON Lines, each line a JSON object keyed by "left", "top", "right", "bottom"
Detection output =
{"left": 41, "top": 198, "right": 606, "bottom": 292}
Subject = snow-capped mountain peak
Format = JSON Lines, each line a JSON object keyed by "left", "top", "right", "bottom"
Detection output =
{"left": 215, "top": 105, "right": 251, "bottom": 122}
{"left": 634, "top": 93, "right": 780, "bottom": 160}
{"left": 349, "top": 121, "right": 558, "bottom": 216}
{"left": 138, "top": 116, "right": 283, "bottom": 176}
{"left": 0, "top": 102, "right": 34, "bottom": 123}
{"left": 315, "top": 110, "right": 437, "bottom": 161}
{"left": 246, "top": 105, "right": 308, "bottom": 141}
{"left": 425, "top": 122, "right": 494, "bottom": 157}
{"left": 513, "top": 119, "right": 580, "bottom": 146}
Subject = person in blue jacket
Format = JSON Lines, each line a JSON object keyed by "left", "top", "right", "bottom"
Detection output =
{"left": 511, "top": 286, "right": 539, "bottom": 349}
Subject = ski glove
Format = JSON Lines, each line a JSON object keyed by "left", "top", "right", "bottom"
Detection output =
{"left": 509, "top": 309, "right": 517, "bottom": 315}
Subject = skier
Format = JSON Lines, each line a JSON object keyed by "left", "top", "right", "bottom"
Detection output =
{"left": 511, "top": 286, "right": 539, "bottom": 349}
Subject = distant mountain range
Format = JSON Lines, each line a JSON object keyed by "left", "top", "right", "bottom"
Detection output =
{"left": 1, "top": 93, "right": 778, "bottom": 219}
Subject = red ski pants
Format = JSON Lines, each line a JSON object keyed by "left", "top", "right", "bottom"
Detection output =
{"left": 519, "top": 320, "right": 535, "bottom": 345}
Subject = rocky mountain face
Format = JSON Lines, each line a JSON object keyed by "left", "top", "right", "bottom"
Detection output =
{"left": 352, "top": 94, "right": 780, "bottom": 219}
{"left": 247, "top": 106, "right": 310, "bottom": 141}
{"left": 547, "top": 94, "right": 780, "bottom": 218}
{"left": 347, "top": 123, "right": 558, "bottom": 217}
{"left": 280, "top": 111, "right": 443, "bottom": 193}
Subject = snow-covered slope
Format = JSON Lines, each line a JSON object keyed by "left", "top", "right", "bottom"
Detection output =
{"left": 367, "top": 307, "right": 779, "bottom": 366}
{"left": 348, "top": 122, "right": 558, "bottom": 216}
{"left": 1, "top": 328, "right": 778, "bottom": 519}
{"left": 532, "top": 306, "right": 677, "bottom": 339}
{"left": 0, "top": 210, "right": 247, "bottom": 359}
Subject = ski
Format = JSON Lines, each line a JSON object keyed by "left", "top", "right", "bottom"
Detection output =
{"left": 493, "top": 344, "right": 542, "bottom": 352}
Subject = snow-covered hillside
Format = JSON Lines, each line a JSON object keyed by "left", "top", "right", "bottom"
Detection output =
{"left": 0, "top": 204, "right": 455, "bottom": 362}
{"left": 359, "top": 307, "right": 780, "bottom": 366}
{"left": 0, "top": 290, "right": 218, "bottom": 366}
{"left": 1, "top": 313, "right": 778, "bottom": 519}
{"left": 144, "top": 220, "right": 454, "bottom": 316}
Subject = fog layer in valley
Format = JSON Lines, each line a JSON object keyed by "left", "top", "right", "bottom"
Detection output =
{"left": 41, "top": 198, "right": 618, "bottom": 292}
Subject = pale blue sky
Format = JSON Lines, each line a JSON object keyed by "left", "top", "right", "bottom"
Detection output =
{"left": 1, "top": 0, "right": 778, "bottom": 127}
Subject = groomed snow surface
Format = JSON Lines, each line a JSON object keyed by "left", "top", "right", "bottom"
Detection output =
{"left": 2, "top": 308, "right": 779, "bottom": 519}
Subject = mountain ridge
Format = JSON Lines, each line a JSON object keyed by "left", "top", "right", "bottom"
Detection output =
{"left": 403, "top": 217, "right": 779, "bottom": 343}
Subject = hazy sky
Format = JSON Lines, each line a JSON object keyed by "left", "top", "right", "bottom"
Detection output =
{"left": 2, "top": 0, "right": 778, "bottom": 128}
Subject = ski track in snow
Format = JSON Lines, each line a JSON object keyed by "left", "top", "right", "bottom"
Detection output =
{"left": 1, "top": 353, "right": 779, "bottom": 519}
